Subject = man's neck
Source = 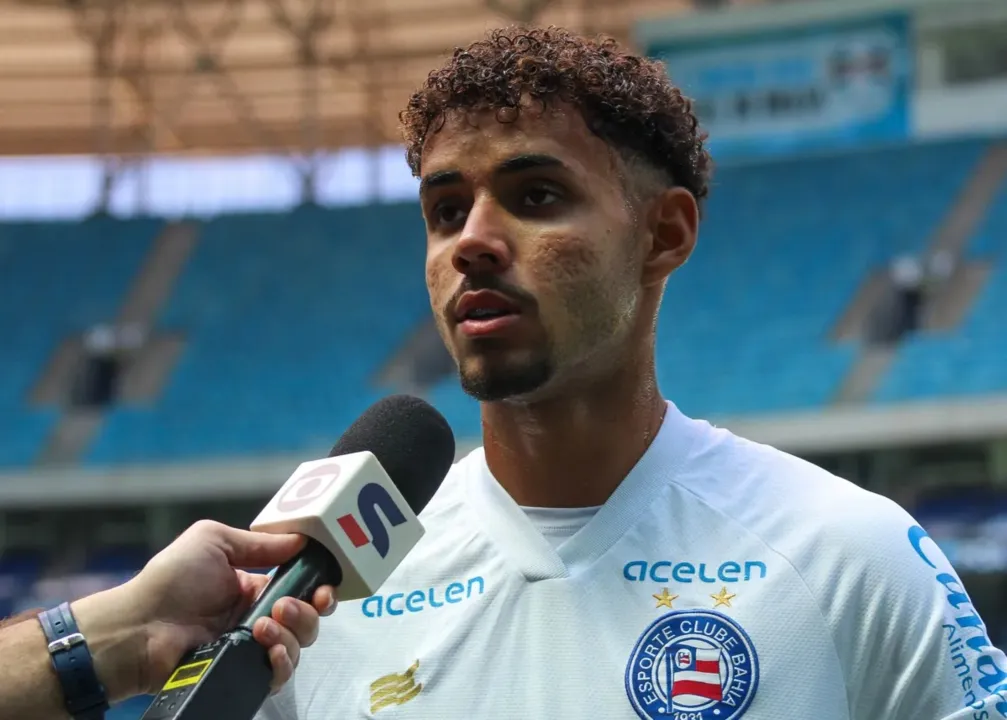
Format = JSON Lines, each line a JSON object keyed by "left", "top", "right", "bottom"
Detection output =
{"left": 480, "top": 367, "right": 667, "bottom": 508}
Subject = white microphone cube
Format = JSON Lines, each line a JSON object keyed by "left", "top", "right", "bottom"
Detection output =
{"left": 250, "top": 451, "right": 425, "bottom": 601}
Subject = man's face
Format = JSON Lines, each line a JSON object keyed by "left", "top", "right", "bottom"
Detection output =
{"left": 419, "top": 102, "right": 645, "bottom": 403}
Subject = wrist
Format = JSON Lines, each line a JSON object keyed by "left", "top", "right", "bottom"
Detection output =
{"left": 71, "top": 584, "right": 148, "bottom": 703}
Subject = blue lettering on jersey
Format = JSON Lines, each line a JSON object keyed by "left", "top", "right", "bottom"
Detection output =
{"left": 361, "top": 576, "right": 485, "bottom": 618}
{"left": 625, "top": 609, "right": 759, "bottom": 720}
{"left": 624, "top": 560, "right": 767, "bottom": 584}
{"left": 909, "top": 525, "right": 1007, "bottom": 718}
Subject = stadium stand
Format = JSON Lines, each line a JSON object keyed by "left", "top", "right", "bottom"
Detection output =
{"left": 0, "top": 217, "right": 159, "bottom": 467}
{"left": 0, "top": 549, "right": 44, "bottom": 618}
{"left": 657, "top": 138, "right": 989, "bottom": 418}
{"left": 0, "top": 138, "right": 999, "bottom": 467}
{"left": 873, "top": 172, "right": 1007, "bottom": 402}
{"left": 86, "top": 203, "right": 431, "bottom": 463}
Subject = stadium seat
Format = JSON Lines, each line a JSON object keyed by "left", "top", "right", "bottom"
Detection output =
{"left": 0, "top": 217, "right": 160, "bottom": 466}
{"left": 657, "top": 138, "right": 988, "bottom": 418}
{"left": 85, "top": 546, "right": 148, "bottom": 575}
{"left": 87, "top": 203, "right": 431, "bottom": 463}
{"left": 0, "top": 550, "right": 46, "bottom": 620}
{"left": 426, "top": 375, "right": 481, "bottom": 437}
{"left": 874, "top": 169, "right": 1007, "bottom": 402}
{"left": 0, "top": 138, "right": 991, "bottom": 465}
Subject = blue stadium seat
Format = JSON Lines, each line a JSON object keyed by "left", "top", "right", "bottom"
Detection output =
{"left": 0, "top": 138, "right": 991, "bottom": 466}
{"left": 874, "top": 169, "right": 1007, "bottom": 402}
{"left": 426, "top": 375, "right": 481, "bottom": 437}
{"left": 0, "top": 549, "right": 45, "bottom": 576}
{"left": 0, "top": 216, "right": 160, "bottom": 466}
{"left": 85, "top": 546, "right": 148, "bottom": 575}
{"left": 0, "top": 550, "right": 46, "bottom": 620}
{"left": 87, "top": 204, "right": 431, "bottom": 463}
{"left": 656, "top": 138, "right": 987, "bottom": 419}
{"left": 81, "top": 139, "right": 992, "bottom": 460}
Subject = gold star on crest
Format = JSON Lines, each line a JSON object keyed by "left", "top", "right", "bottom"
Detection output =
{"left": 653, "top": 588, "right": 678, "bottom": 609}
{"left": 711, "top": 586, "right": 737, "bottom": 608}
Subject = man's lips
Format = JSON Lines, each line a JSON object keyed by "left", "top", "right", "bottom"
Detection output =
{"left": 457, "top": 313, "right": 521, "bottom": 337}
{"left": 453, "top": 290, "right": 521, "bottom": 322}
{"left": 453, "top": 290, "right": 523, "bottom": 337}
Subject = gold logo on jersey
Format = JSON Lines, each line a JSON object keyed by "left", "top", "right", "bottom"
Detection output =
{"left": 652, "top": 587, "right": 679, "bottom": 609}
{"left": 370, "top": 659, "right": 423, "bottom": 714}
{"left": 711, "top": 586, "right": 737, "bottom": 608}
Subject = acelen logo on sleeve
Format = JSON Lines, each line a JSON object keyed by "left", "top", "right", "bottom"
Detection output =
{"left": 338, "top": 483, "right": 408, "bottom": 559}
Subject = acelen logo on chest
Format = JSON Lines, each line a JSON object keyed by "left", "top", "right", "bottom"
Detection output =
{"left": 623, "top": 559, "right": 767, "bottom": 585}
{"left": 361, "top": 576, "right": 486, "bottom": 618}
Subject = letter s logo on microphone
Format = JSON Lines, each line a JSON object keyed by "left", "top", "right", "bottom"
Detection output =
{"left": 337, "top": 483, "right": 408, "bottom": 558}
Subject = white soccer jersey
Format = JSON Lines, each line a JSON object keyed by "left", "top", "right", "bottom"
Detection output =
{"left": 257, "top": 402, "right": 1007, "bottom": 720}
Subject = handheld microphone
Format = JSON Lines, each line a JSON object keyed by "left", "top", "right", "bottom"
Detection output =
{"left": 141, "top": 395, "right": 456, "bottom": 720}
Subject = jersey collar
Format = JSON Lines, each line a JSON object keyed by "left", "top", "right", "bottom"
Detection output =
{"left": 464, "top": 401, "right": 701, "bottom": 581}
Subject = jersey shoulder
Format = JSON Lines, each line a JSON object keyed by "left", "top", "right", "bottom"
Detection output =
{"left": 667, "top": 416, "right": 936, "bottom": 636}
{"left": 672, "top": 419, "right": 1006, "bottom": 717}
{"left": 674, "top": 418, "right": 912, "bottom": 565}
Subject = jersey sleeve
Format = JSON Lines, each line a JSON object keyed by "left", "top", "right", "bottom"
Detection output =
{"left": 832, "top": 497, "right": 1007, "bottom": 720}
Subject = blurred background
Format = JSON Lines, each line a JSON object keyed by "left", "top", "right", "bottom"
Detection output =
{"left": 0, "top": 0, "right": 1005, "bottom": 715}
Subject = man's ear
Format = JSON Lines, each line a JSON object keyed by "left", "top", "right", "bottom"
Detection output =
{"left": 641, "top": 187, "right": 699, "bottom": 288}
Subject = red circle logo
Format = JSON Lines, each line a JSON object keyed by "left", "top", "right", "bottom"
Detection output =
{"left": 276, "top": 463, "right": 342, "bottom": 513}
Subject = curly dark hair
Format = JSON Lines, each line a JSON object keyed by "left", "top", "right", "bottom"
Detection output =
{"left": 399, "top": 25, "right": 711, "bottom": 205}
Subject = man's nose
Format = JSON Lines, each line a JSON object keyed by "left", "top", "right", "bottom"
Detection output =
{"left": 452, "top": 197, "right": 513, "bottom": 275}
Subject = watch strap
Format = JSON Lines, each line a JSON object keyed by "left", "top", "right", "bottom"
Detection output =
{"left": 37, "top": 602, "right": 109, "bottom": 720}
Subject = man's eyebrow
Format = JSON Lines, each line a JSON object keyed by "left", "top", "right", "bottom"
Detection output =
{"left": 419, "top": 170, "right": 462, "bottom": 197}
{"left": 419, "top": 154, "right": 569, "bottom": 197}
{"left": 496, "top": 154, "right": 567, "bottom": 174}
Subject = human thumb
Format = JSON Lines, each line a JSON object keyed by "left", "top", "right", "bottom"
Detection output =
{"left": 212, "top": 525, "right": 307, "bottom": 569}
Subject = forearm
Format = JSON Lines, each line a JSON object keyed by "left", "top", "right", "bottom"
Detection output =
{"left": 0, "top": 587, "right": 146, "bottom": 720}
{"left": 0, "top": 609, "right": 69, "bottom": 720}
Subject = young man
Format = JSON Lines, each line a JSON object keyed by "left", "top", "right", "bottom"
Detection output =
{"left": 260, "top": 26, "right": 1007, "bottom": 720}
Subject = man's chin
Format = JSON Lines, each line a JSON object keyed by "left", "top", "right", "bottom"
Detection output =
{"left": 458, "top": 362, "right": 552, "bottom": 403}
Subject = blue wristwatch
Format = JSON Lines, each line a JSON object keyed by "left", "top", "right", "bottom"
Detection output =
{"left": 37, "top": 602, "right": 110, "bottom": 720}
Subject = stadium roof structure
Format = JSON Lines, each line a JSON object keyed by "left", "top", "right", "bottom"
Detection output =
{"left": 0, "top": 0, "right": 702, "bottom": 158}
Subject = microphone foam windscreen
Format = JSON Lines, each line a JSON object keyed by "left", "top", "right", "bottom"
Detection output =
{"left": 329, "top": 395, "right": 456, "bottom": 514}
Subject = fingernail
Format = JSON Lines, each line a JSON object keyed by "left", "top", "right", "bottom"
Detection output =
{"left": 325, "top": 590, "right": 336, "bottom": 610}
{"left": 283, "top": 601, "right": 299, "bottom": 623}
{"left": 261, "top": 619, "right": 278, "bottom": 643}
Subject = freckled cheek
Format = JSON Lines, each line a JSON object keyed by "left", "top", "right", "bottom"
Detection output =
{"left": 425, "top": 252, "right": 451, "bottom": 304}
{"left": 422, "top": 253, "right": 443, "bottom": 296}
{"left": 526, "top": 234, "right": 604, "bottom": 290}
{"left": 525, "top": 234, "right": 606, "bottom": 333}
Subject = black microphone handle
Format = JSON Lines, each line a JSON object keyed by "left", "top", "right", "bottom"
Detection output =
{"left": 239, "top": 536, "right": 344, "bottom": 631}
{"left": 138, "top": 538, "right": 346, "bottom": 719}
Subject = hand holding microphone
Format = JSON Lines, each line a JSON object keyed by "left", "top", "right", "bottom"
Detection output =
{"left": 0, "top": 522, "right": 335, "bottom": 720}
{"left": 141, "top": 395, "right": 455, "bottom": 719}
{"left": 106, "top": 521, "right": 338, "bottom": 700}
{"left": 0, "top": 395, "right": 453, "bottom": 720}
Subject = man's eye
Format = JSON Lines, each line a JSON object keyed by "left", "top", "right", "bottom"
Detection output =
{"left": 434, "top": 204, "right": 468, "bottom": 226}
{"left": 523, "top": 187, "right": 561, "bottom": 207}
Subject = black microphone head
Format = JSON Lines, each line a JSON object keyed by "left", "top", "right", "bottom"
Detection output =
{"left": 328, "top": 395, "right": 455, "bottom": 514}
